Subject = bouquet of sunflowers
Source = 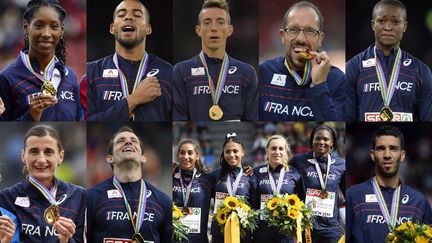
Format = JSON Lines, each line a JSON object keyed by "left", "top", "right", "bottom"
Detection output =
{"left": 214, "top": 196, "right": 259, "bottom": 238}
{"left": 386, "top": 221, "right": 432, "bottom": 243}
{"left": 262, "top": 193, "right": 313, "bottom": 239}
{"left": 172, "top": 203, "right": 189, "bottom": 243}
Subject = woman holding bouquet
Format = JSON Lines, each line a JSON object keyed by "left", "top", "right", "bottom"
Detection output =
{"left": 289, "top": 125, "right": 345, "bottom": 242}
{"left": 252, "top": 135, "right": 301, "bottom": 243}
{"left": 210, "top": 133, "right": 256, "bottom": 243}
{"left": 172, "top": 139, "right": 214, "bottom": 243}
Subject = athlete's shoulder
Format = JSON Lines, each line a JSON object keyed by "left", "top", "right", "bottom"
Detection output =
{"left": 173, "top": 55, "right": 197, "bottom": 71}
{"left": 346, "top": 46, "right": 371, "bottom": 66}
{"left": 347, "top": 179, "right": 372, "bottom": 197}
{"left": 58, "top": 179, "right": 86, "bottom": 195}
{"left": 87, "top": 177, "right": 114, "bottom": 195}
{"left": 145, "top": 180, "right": 171, "bottom": 203}
{"left": 87, "top": 55, "right": 115, "bottom": 70}
{"left": 253, "top": 164, "right": 268, "bottom": 174}
{"left": 260, "top": 56, "right": 284, "bottom": 69}
{"left": 148, "top": 54, "right": 173, "bottom": 69}
{"left": 402, "top": 184, "right": 429, "bottom": 203}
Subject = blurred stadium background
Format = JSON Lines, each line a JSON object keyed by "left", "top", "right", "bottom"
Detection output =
{"left": 0, "top": 122, "right": 86, "bottom": 188}
{"left": 346, "top": 122, "right": 432, "bottom": 207}
{"left": 0, "top": 0, "right": 86, "bottom": 80}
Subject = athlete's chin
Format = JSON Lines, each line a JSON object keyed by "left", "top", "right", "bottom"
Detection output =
{"left": 30, "top": 172, "right": 53, "bottom": 181}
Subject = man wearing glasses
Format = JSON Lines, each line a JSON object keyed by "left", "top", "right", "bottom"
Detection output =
{"left": 258, "top": 1, "right": 345, "bottom": 121}
{"left": 346, "top": 0, "right": 432, "bottom": 122}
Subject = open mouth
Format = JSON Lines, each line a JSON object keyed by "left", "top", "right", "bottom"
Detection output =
{"left": 122, "top": 147, "right": 135, "bottom": 152}
{"left": 34, "top": 165, "right": 50, "bottom": 170}
{"left": 122, "top": 25, "right": 136, "bottom": 33}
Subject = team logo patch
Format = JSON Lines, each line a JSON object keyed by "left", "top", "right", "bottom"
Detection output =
{"left": 146, "top": 69, "right": 159, "bottom": 77}
{"left": 56, "top": 194, "right": 68, "bottom": 205}
{"left": 403, "top": 59, "right": 412, "bottom": 66}
{"left": 191, "top": 67, "right": 205, "bottom": 76}
{"left": 362, "top": 58, "right": 376, "bottom": 68}
{"left": 15, "top": 196, "right": 30, "bottom": 207}
{"left": 103, "top": 69, "right": 119, "bottom": 78}
{"left": 401, "top": 194, "right": 409, "bottom": 204}
{"left": 365, "top": 194, "right": 377, "bottom": 203}
{"left": 270, "top": 74, "right": 287, "bottom": 86}
{"left": 228, "top": 66, "right": 238, "bottom": 74}
{"left": 107, "top": 189, "right": 122, "bottom": 199}
{"left": 259, "top": 167, "right": 268, "bottom": 173}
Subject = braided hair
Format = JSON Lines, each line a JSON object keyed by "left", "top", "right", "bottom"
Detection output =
{"left": 23, "top": 0, "right": 67, "bottom": 63}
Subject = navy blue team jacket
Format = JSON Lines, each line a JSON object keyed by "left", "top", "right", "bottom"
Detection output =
{"left": 210, "top": 166, "right": 255, "bottom": 243}
{"left": 0, "top": 178, "right": 86, "bottom": 242}
{"left": 251, "top": 164, "right": 300, "bottom": 242}
{"left": 289, "top": 152, "right": 345, "bottom": 240}
{"left": 87, "top": 177, "right": 172, "bottom": 243}
{"left": 87, "top": 54, "right": 172, "bottom": 121}
{"left": 0, "top": 207, "right": 20, "bottom": 243}
{"left": 346, "top": 45, "right": 432, "bottom": 121}
{"left": 0, "top": 56, "right": 81, "bottom": 121}
{"left": 258, "top": 56, "right": 345, "bottom": 121}
{"left": 172, "top": 168, "right": 213, "bottom": 243}
{"left": 346, "top": 178, "right": 432, "bottom": 243}
{"left": 173, "top": 53, "right": 258, "bottom": 121}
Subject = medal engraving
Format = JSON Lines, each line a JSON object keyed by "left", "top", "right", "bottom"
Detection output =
{"left": 380, "top": 107, "right": 393, "bottom": 122}
{"left": 209, "top": 105, "right": 223, "bottom": 120}
{"left": 44, "top": 205, "right": 60, "bottom": 224}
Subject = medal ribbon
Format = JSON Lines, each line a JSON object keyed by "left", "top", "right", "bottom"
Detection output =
{"left": 268, "top": 165, "right": 285, "bottom": 195}
{"left": 226, "top": 168, "right": 243, "bottom": 197}
{"left": 28, "top": 175, "right": 58, "bottom": 205}
{"left": 313, "top": 153, "right": 331, "bottom": 192}
{"left": 179, "top": 168, "right": 197, "bottom": 208}
{"left": 112, "top": 52, "right": 149, "bottom": 98}
{"left": 284, "top": 57, "right": 311, "bottom": 86}
{"left": 20, "top": 51, "right": 57, "bottom": 83}
{"left": 373, "top": 46, "right": 401, "bottom": 108}
{"left": 372, "top": 176, "right": 401, "bottom": 227}
{"left": 113, "top": 176, "right": 147, "bottom": 233}
{"left": 198, "top": 51, "right": 229, "bottom": 105}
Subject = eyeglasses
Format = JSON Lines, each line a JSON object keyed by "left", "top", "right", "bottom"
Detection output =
{"left": 283, "top": 27, "right": 320, "bottom": 38}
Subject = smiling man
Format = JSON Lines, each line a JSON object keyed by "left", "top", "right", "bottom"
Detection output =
{"left": 86, "top": 0, "right": 172, "bottom": 121}
{"left": 86, "top": 126, "right": 172, "bottom": 242}
{"left": 173, "top": 0, "right": 258, "bottom": 121}
{"left": 346, "top": 125, "right": 432, "bottom": 243}
{"left": 258, "top": 1, "right": 345, "bottom": 121}
{"left": 346, "top": 0, "right": 432, "bottom": 122}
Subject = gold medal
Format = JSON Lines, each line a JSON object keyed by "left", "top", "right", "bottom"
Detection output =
{"left": 209, "top": 105, "right": 223, "bottom": 120}
{"left": 41, "top": 81, "right": 57, "bottom": 97}
{"left": 132, "top": 233, "right": 145, "bottom": 243}
{"left": 44, "top": 205, "right": 60, "bottom": 224}
{"left": 319, "top": 190, "right": 328, "bottom": 199}
{"left": 379, "top": 107, "right": 393, "bottom": 122}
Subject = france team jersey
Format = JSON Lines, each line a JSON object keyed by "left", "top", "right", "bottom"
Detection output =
{"left": 0, "top": 56, "right": 81, "bottom": 121}
{"left": 346, "top": 179, "right": 432, "bottom": 243}
{"left": 251, "top": 164, "right": 300, "bottom": 242}
{"left": 289, "top": 152, "right": 345, "bottom": 240}
{"left": 0, "top": 179, "right": 86, "bottom": 242}
{"left": 173, "top": 53, "right": 258, "bottom": 121}
{"left": 258, "top": 56, "right": 345, "bottom": 121}
{"left": 87, "top": 178, "right": 172, "bottom": 243}
{"left": 346, "top": 45, "right": 432, "bottom": 121}
{"left": 0, "top": 207, "right": 20, "bottom": 243}
{"left": 172, "top": 169, "right": 214, "bottom": 243}
{"left": 209, "top": 166, "right": 255, "bottom": 243}
{"left": 87, "top": 54, "right": 173, "bottom": 121}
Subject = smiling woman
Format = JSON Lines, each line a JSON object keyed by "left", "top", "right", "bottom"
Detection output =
{"left": 0, "top": 0, "right": 81, "bottom": 121}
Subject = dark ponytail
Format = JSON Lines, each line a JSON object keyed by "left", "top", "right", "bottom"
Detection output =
{"left": 218, "top": 132, "right": 244, "bottom": 182}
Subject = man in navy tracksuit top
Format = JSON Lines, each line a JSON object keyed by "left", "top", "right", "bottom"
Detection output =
{"left": 0, "top": 179, "right": 86, "bottom": 243}
{"left": 290, "top": 125, "right": 345, "bottom": 242}
{"left": 172, "top": 167, "right": 214, "bottom": 243}
{"left": 87, "top": 0, "right": 172, "bottom": 121}
{"left": 346, "top": 0, "right": 432, "bottom": 122}
{"left": 259, "top": 2, "right": 345, "bottom": 121}
{"left": 87, "top": 126, "right": 172, "bottom": 243}
{"left": 346, "top": 126, "right": 432, "bottom": 243}
{"left": 173, "top": 0, "right": 258, "bottom": 121}
{"left": 0, "top": 58, "right": 81, "bottom": 121}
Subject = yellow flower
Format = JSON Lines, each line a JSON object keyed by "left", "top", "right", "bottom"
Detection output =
{"left": 240, "top": 202, "right": 250, "bottom": 212}
{"left": 287, "top": 209, "right": 299, "bottom": 220}
{"left": 396, "top": 222, "right": 409, "bottom": 232}
{"left": 425, "top": 226, "right": 432, "bottom": 238}
{"left": 266, "top": 197, "right": 281, "bottom": 210}
{"left": 172, "top": 204, "right": 183, "bottom": 220}
{"left": 224, "top": 196, "right": 239, "bottom": 210}
{"left": 285, "top": 194, "right": 301, "bottom": 209}
{"left": 272, "top": 210, "right": 279, "bottom": 217}
{"left": 173, "top": 210, "right": 181, "bottom": 220}
{"left": 216, "top": 210, "right": 227, "bottom": 225}
{"left": 414, "top": 235, "right": 429, "bottom": 243}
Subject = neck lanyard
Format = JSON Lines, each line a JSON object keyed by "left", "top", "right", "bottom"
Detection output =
{"left": 268, "top": 165, "right": 286, "bottom": 195}
{"left": 226, "top": 167, "right": 243, "bottom": 197}
{"left": 313, "top": 153, "right": 331, "bottom": 191}
{"left": 112, "top": 52, "right": 149, "bottom": 97}
{"left": 20, "top": 51, "right": 57, "bottom": 83}
{"left": 284, "top": 57, "right": 311, "bottom": 86}
{"left": 198, "top": 51, "right": 229, "bottom": 105}
{"left": 179, "top": 168, "right": 197, "bottom": 208}
{"left": 371, "top": 176, "right": 401, "bottom": 228}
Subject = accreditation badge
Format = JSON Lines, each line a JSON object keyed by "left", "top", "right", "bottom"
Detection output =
{"left": 259, "top": 194, "right": 273, "bottom": 220}
{"left": 213, "top": 192, "right": 228, "bottom": 214}
{"left": 305, "top": 188, "right": 335, "bottom": 218}
{"left": 179, "top": 207, "right": 202, "bottom": 234}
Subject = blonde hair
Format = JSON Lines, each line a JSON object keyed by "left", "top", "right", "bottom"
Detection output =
{"left": 265, "top": 135, "right": 292, "bottom": 170}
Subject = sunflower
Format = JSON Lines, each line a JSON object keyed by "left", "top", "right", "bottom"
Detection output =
{"left": 216, "top": 210, "right": 227, "bottom": 225}
{"left": 414, "top": 235, "right": 429, "bottom": 243}
{"left": 397, "top": 222, "right": 409, "bottom": 232}
{"left": 224, "top": 196, "right": 240, "bottom": 210}
{"left": 285, "top": 194, "right": 301, "bottom": 209}
{"left": 240, "top": 202, "right": 251, "bottom": 212}
{"left": 172, "top": 204, "right": 183, "bottom": 220}
{"left": 424, "top": 226, "right": 432, "bottom": 238}
{"left": 266, "top": 197, "right": 281, "bottom": 210}
{"left": 287, "top": 209, "right": 300, "bottom": 220}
